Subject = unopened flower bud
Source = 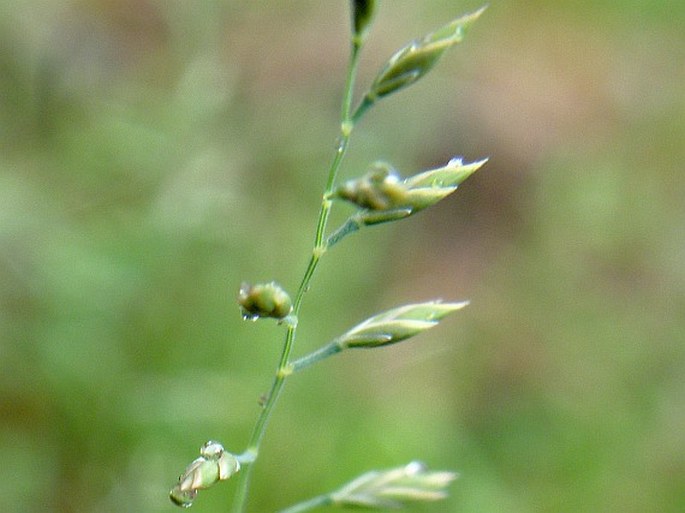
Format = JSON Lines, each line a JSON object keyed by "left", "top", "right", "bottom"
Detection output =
{"left": 334, "top": 157, "right": 488, "bottom": 226}
{"left": 351, "top": 0, "right": 377, "bottom": 46}
{"left": 336, "top": 300, "right": 469, "bottom": 349}
{"left": 238, "top": 282, "right": 293, "bottom": 321}
{"left": 364, "top": 7, "right": 486, "bottom": 103}
{"left": 330, "top": 461, "right": 458, "bottom": 509}
{"left": 170, "top": 441, "right": 240, "bottom": 508}
{"left": 334, "top": 162, "right": 406, "bottom": 211}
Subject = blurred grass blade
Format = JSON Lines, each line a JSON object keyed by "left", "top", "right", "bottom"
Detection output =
{"left": 330, "top": 461, "right": 458, "bottom": 509}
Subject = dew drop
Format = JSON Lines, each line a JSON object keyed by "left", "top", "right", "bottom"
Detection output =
{"left": 170, "top": 487, "right": 196, "bottom": 508}
{"left": 281, "top": 314, "right": 298, "bottom": 329}
{"left": 238, "top": 283, "right": 250, "bottom": 297}
{"left": 201, "top": 441, "right": 224, "bottom": 460}
{"left": 241, "top": 313, "right": 260, "bottom": 322}
{"left": 405, "top": 460, "right": 426, "bottom": 476}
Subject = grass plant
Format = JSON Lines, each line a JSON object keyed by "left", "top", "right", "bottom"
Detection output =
{"left": 169, "top": 2, "right": 486, "bottom": 511}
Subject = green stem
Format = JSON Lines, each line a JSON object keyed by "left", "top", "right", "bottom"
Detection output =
{"left": 314, "top": 43, "right": 362, "bottom": 250}
{"left": 278, "top": 494, "right": 333, "bottom": 513}
{"left": 230, "top": 36, "right": 364, "bottom": 513}
{"left": 352, "top": 94, "right": 374, "bottom": 125}
{"left": 290, "top": 340, "right": 343, "bottom": 373}
{"left": 326, "top": 216, "right": 362, "bottom": 248}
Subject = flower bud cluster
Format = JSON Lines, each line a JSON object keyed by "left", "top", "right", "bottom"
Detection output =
{"left": 333, "top": 157, "right": 487, "bottom": 225}
{"left": 170, "top": 441, "right": 240, "bottom": 508}
{"left": 237, "top": 281, "right": 293, "bottom": 321}
{"left": 334, "top": 162, "right": 406, "bottom": 211}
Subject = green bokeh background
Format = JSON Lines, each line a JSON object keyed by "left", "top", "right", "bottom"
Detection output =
{"left": 2, "top": 1, "right": 684, "bottom": 512}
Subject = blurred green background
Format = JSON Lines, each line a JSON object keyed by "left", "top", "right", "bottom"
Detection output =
{"left": 2, "top": 1, "right": 684, "bottom": 512}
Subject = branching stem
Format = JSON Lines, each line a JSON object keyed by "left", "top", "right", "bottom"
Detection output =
{"left": 229, "top": 35, "right": 365, "bottom": 513}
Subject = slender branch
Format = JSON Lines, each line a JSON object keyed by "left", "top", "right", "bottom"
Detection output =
{"left": 277, "top": 494, "right": 333, "bottom": 513}
{"left": 326, "top": 216, "right": 362, "bottom": 248}
{"left": 229, "top": 34, "right": 364, "bottom": 513}
{"left": 289, "top": 340, "right": 343, "bottom": 373}
{"left": 315, "top": 44, "right": 362, "bottom": 250}
{"left": 352, "top": 94, "right": 374, "bottom": 125}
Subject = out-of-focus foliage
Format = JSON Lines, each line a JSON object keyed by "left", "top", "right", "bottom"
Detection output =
{"left": 1, "top": 1, "right": 683, "bottom": 513}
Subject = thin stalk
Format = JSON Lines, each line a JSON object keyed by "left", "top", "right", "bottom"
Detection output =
{"left": 326, "top": 216, "right": 362, "bottom": 249}
{"left": 315, "top": 43, "right": 362, "bottom": 249}
{"left": 229, "top": 38, "right": 364, "bottom": 513}
{"left": 277, "top": 494, "right": 333, "bottom": 513}
{"left": 289, "top": 340, "right": 343, "bottom": 373}
{"left": 352, "top": 94, "right": 374, "bottom": 125}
